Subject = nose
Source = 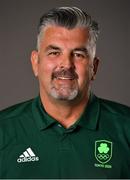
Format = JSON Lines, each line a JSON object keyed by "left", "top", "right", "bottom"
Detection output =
{"left": 59, "top": 53, "right": 75, "bottom": 69}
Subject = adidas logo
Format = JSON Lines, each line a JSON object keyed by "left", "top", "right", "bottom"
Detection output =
{"left": 17, "top": 147, "right": 39, "bottom": 163}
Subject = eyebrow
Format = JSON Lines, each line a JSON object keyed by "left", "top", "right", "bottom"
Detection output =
{"left": 45, "top": 45, "right": 61, "bottom": 52}
{"left": 73, "top": 47, "right": 88, "bottom": 54}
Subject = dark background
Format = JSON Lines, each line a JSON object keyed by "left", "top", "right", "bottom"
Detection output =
{"left": 0, "top": 0, "right": 130, "bottom": 109}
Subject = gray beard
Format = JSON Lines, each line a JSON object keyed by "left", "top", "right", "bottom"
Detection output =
{"left": 50, "top": 87, "right": 79, "bottom": 101}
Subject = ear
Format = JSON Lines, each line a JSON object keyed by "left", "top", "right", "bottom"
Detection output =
{"left": 31, "top": 50, "right": 39, "bottom": 77}
{"left": 91, "top": 56, "right": 100, "bottom": 80}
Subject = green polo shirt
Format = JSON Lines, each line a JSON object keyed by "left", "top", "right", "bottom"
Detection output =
{"left": 0, "top": 94, "right": 130, "bottom": 179}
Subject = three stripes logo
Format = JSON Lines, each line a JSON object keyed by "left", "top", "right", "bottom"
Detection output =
{"left": 17, "top": 147, "right": 39, "bottom": 163}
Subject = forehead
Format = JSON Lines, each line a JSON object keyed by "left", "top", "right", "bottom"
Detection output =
{"left": 40, "top": 25, "right": 90, "bottom": 49}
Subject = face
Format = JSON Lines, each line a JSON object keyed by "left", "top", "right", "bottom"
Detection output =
{"left": 31, "top": 26, "right": 99, "bottom": 102}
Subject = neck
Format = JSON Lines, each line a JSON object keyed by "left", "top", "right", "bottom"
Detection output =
{"left": 40, "top": 91, "right": 90, "bottom": 128}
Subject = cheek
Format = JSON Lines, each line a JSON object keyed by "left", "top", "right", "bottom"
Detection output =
{"left": 38, "top": 60, "right": 55, "bottom": 77}
{"left": 75, "top": 62, "right": 89, "bottom": 80}
{"left": 38, "top": 62, "right": 54, "bottom": 88}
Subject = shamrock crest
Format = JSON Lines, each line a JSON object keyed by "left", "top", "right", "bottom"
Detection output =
{"left": 98, "top": 143, "right": 109, "bottom": 154}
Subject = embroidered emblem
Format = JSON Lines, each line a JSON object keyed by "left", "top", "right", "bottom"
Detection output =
{"left": 94, "top": 140, "right": 113, "bottom": 169}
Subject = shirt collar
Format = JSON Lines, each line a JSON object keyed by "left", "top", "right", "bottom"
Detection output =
{"left": 32, "top": 96, "right": 56, "bottom": 130}
{"left": 32, "top": 93, "right": 100, "bottom": 131}
{"left": 77, "top": 93, "right": 100, "bottom": 130}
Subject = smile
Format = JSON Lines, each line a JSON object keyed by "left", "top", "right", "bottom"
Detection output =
{"left": 56, "top": 77, "right": 75, "bottom": 80}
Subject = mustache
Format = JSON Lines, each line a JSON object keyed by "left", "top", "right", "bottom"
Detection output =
{"left": 52, "top": 67, "right": 78, "bottom": 80}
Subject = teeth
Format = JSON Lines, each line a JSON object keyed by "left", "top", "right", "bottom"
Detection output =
{"left": 57, "top": 77, "right": 73, "bottom": 80}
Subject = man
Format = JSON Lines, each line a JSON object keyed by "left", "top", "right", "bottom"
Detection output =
{"left": 0, "top": 7, "right": 130, "bottom": 179}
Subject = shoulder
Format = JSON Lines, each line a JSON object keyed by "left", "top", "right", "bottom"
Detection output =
{"left": 96, "top": 96, "right": 130, "bottom": 147}
{"left": 0, "top": 98, "right": 34, "bottom": 123}
{"left": 98, "top": 97, "right": 130, "bottom": 118}
{"left": 0, "top": 97, "right": 39, "bottom": 149}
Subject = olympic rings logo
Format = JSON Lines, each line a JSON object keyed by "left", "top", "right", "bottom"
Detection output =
{"left": 97, "top": 154, "right": 109, "bottom": 160}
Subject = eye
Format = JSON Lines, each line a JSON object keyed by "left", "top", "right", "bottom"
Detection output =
{"left": 73, "top": 52, "right": 86, "bottom": 59}
{"left": 47, "top": 51, "right": 60, "bottom": 57}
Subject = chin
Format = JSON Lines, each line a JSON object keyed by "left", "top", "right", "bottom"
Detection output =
{"left": 50, "top": 89, "right": 79, "bottom": 101}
